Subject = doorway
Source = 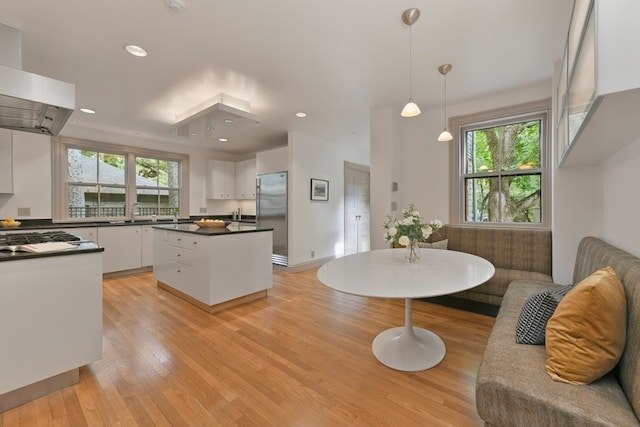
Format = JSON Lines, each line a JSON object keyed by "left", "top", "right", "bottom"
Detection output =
{"left": 344, "top": 161, "right": 370, "bottom": 255}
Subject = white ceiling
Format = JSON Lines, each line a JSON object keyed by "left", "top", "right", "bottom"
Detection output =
{"left": 0, "top": 0, "right": 573, "bottom": 155}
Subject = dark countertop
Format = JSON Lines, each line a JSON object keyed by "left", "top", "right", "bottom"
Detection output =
{"left": 0, "top": 216, "right": 257, "bottom": 231}
{"left": 153, "top": 223, "right": 272, "bottom": 236}
{"left": 0, "top": 241, "right": 104, "bottom": 262}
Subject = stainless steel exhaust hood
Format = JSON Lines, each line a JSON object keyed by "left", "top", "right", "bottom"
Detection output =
{"left": 0, "top": 23, "right": 75, "bottom": 136}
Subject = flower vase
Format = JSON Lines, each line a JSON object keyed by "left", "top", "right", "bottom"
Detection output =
{"left": 405, "top": 240, "right": 420, "bottom": 263}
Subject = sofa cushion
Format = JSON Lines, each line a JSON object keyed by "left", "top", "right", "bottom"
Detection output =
{"left": 515, "top": 284, "right": 573, "bottom": 344}
{"left": 545, "top": 266, "right": 627, "bottom": 385}
{"left": 476, "top": 280, "right": 640, "bottom": 427}
{"left": 429, "top": 226, "right": 552, "bottom": 275}
{"left": 417, "top": 239, "right": 448, "bottom": 250}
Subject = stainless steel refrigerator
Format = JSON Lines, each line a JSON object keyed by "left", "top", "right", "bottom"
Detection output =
{"left": 257, "top": 172, "right": 288, "bottom": 266}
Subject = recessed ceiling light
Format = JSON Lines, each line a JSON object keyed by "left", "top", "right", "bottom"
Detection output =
{"left": 80, "top": 108, "right": 95, "bottom": 114}
{"left": 218, "top": 138, "right": 228, "bottom": 142}
{"left": 295, "top": 112, "right": 307, "bottom": 118}
{"left": 224, "top": 119, "right": 234, "bottom": 124}
{"left": 125, "top": 44, "right": 148, "bottom": 57}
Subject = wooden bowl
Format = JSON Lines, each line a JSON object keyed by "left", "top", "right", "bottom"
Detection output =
{"left": 194, "top": 220, "right": 230, "bottom": 228}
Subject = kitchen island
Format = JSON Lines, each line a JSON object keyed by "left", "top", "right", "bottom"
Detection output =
{"left": 0, "top": 231, "right": 103, "bottom": 411}
{"left": 153, "top": 223, "right": 273, "bottom": 313}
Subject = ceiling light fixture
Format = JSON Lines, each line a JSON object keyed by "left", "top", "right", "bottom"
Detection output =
{"left": 80, "top": 108, "right": 95, "bottom": 114}
{"left": 295, "top": 112, "right": 307, "bottom": 118}
{"left": 165, "top": 0, "right": 186, "bottom": 14}
{"left": 437, "top": 64, "right": 453, "bottom": 142}
{"left": 170, "top": 92, "right": 260, "bottom": 140}
{"left": 218, "top": 138, "right": 228, "bottom": 142}
{"left": 400, "top": 8, "right": 421, "bottom": 118}
{"left": 125, "top": 44, "right": 148, "bottom": 57}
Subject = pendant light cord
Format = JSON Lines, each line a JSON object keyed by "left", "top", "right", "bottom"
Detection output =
{"left": 443, "top": 72, "right": 447, "bottom": 123}
{"left": 408, "top": 25, "right": 413, "bottom": 100}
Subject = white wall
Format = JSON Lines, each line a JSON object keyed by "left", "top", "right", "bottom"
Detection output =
{"left": 601, "top": 136, "right": 640, "bottom": 255}
{"left": 287, "top": 131, "right": 368, "bottom": 268}
{"left": 370, "top": 106, "right": 395, "bottom": 250}
{"left": 551, "top": 165, "right": 601, "bottom": 283}
{"left": 256, "top": 146, "right": 287, "bottom": 175}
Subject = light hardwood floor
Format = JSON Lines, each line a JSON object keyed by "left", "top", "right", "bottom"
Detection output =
{"left": 0, "top": 268, "right": 495, "bottom": 426}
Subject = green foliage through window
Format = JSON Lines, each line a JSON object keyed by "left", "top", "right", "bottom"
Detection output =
{"left": 463, "top": 117, "right": 544, "bottom": 223}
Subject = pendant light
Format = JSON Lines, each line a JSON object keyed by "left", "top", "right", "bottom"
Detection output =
{"left": 401, "top": 8, "right": 421, "bottom": 118}
{"left": 437, "top": 64, "right": 453, "bottom": 141}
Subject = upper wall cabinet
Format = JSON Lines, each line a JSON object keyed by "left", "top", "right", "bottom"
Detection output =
{"left": 558, "top": 0, "right": 640, "bottom": 167}
{"left": 235, "top": 159, "right": 256, "bottom": 200}
{"left": 206, "top": 159, "right": 235, "bottom": 200}
{"left": 0, "top": 129, "right": 13, "bottom": 194}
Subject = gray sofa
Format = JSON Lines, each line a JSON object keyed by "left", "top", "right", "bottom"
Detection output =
{"left": 476, "top": 236, "right": 640, "bottom": 426}
{"left": 424, "top": 225, "right": 553, "bottom": 306}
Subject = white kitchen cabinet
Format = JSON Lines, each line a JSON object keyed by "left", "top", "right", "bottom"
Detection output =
{"left": 0, "top": 251, "right": 102, "bottom": 400}
{"left": 65, "top": 227, "right": 98, "bottom": 242}
{"left": 0, "top": 129, "right": 13, "bottom": 194}
{"left": 98, "top": 226, "right": 142, "bottom": 273}
{"left": 558, "top": 0, "right": 640, "bottom": 167}
{"left": 141, "top": 225, "right": 154, "bottom": 267}
{"left": 206, "top": 159, "right": 235, "bottom": 199}
{"left": 235, "top": 159, "right": 256, "bottom": 200}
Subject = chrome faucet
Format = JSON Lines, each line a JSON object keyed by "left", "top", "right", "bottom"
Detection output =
{"left": 131, "top": 202, "right": 138, "bottom": 222}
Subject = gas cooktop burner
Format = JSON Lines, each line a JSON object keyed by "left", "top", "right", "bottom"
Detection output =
{"left": 0, "top": 231, "right": 82, "bottom": 246}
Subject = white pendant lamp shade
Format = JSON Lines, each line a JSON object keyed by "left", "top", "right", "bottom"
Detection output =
{"left": 401, "top": 100, "right": 421, "bottom": 118}
{"left": 438, "top": 64, "right": 453, "bottom": 141}
{"left": 401, "top": 8, "right": 421, "bottom": 118}
{"left": 438, "top": 130, "right": 453, "bottom": 142}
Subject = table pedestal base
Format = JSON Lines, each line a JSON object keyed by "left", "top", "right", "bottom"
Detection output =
{"left": 371, "top": 298, "right": 446, "bottom": 371}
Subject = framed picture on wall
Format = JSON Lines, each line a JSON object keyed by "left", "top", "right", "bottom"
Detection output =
{"left": 310, "top": 178, "right": 329, "bottom": 201}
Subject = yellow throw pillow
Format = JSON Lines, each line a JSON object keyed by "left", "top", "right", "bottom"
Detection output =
{"left": 545, "top": 266, "right": 627, "bottom": 385}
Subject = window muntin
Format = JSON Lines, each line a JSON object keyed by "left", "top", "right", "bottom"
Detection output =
{"left": 458, "top": 109, "right": 547, "bottom": 226}
{"left": 55, "top": 139, "right": 187, "bottom": 222}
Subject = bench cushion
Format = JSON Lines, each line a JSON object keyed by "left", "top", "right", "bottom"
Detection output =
{"left": 476, "top": 279, "right": 639, "bottom": 427}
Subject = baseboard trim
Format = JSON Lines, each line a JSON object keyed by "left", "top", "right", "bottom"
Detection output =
{"left": 0, "top": 368, "right": 79, "bottom": 412}
{"left": 157, "top": 281, "right": 267, "bottom": 314}
{"left": 285, "top": 256, "right": 335, "bottom": 273}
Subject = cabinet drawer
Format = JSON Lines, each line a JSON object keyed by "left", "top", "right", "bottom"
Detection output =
{"left": 157, "top": 261, "right": 208, "bottom": 302}
{"left": 168, "top": 246, "right": 197, "bottom": 265}
{"left": 168, "top": 233, "right": 201, "bottom": 250}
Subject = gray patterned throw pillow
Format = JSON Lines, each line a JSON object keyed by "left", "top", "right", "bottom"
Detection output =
{"left": 515, "top": 284, "right": 574, "bottom": 345}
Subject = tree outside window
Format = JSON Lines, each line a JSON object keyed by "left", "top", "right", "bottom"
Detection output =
{"left": 461, "top": 111, "right": 546, "bottom": 225}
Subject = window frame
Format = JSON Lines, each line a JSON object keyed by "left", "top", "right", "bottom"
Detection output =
{"left": 448, "top": 99, "right": 551, "bottom": 229}
{"left": 52, "top": 137, "right": 189, "bottom": 223}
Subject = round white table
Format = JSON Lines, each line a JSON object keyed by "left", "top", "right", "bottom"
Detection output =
{"left": 317, "top": 248, "right": 495, "bottom": 371}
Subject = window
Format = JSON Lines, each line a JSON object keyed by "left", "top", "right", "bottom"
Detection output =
{"left": 450, "top": 100, "right": 550, "bottom": 228}
{"left": 53, "top": 138, "right": 189, "bottom": 221}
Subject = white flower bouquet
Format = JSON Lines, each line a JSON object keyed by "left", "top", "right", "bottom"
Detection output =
{"left": 383, "top": 204, "right": 442, "bottom": 260}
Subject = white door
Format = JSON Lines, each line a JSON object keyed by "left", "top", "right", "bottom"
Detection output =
{"left": 344, "top": 162, "right": 370, "bottom": 255}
